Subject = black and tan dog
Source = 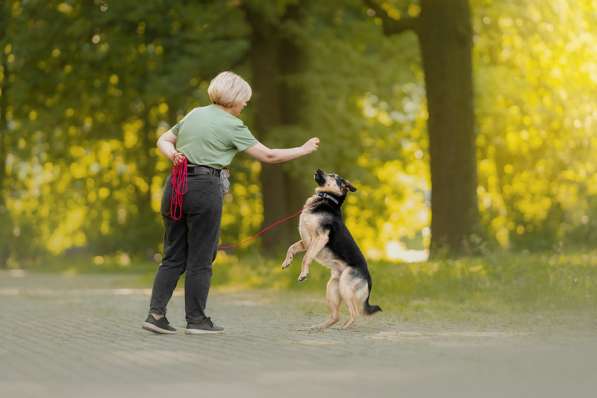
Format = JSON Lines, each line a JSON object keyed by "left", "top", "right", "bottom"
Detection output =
{"left": 282, "top": 169, "right": 381, "bottom": 329}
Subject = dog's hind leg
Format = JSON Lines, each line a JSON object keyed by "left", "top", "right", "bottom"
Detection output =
{"left": 309, "top": 271, "right": 341, "bottom": 330}
{"left": 343, "top": 285, "right": 370, "bottom": 329}
{"left": 339, "top": 269, "right": 361, "bottom": 329}
{"left": 282, "top": 240, "right": 305, "bottom": 269}
{"left": 341, "top": 297, "right": 359, "bottom": 329}
{"left": 298, "top": 231, "right": 329, "bottom": 282}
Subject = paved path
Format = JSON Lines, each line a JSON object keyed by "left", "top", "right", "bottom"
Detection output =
{"left": 1, "top": 270, "right": 596, "bottom": 398}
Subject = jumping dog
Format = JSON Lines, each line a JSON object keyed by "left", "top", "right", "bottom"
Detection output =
{"left": 282, "top": 169, "right": 382, "bottom": 329}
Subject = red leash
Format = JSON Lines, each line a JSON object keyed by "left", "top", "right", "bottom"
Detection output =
{"left": 218, "top": 207, "right": 304, "bottom": 251}
{"left": 169, "top": 157, "right": 188, "bottom": 220}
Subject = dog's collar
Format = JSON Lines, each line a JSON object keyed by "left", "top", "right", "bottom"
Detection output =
{"left": 317, "top": 192, "right": 342, "bottom": 206}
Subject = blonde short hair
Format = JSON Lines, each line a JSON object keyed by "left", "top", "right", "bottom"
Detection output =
{"left": 208, "top": 71, "right": 252, "bottom": 107}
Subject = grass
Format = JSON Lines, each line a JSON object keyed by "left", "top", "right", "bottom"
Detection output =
{"left": 16, "top": 249, "right": 597, "bottom": 325}
{"left": 212, "top": 250, "right": 597, "bottom": 312}
{"left": 210, "top": 249, "right": 597, "bottom": 329}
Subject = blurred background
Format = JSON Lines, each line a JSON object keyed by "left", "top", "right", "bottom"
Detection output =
{"left": 0, "top": 0, "right": 595, "bottom": 274}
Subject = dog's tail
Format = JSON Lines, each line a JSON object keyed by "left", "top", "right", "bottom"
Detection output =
{"left": 364, "top": 298, "right": 382, "bottom": 315}
{"left": 363, "top": 273, "right": 382, "bottom": 315}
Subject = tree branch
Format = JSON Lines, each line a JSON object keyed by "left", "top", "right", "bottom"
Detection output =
{"left": 363, "top": 0, "right": 419, "bottom": 36}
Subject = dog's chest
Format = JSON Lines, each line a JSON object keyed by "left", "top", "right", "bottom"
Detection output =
{"left": 298, "top": 211, "right": 322, "bottom": 244}
{"left": 299, "top": 210, "right": 348, "bottom": 273}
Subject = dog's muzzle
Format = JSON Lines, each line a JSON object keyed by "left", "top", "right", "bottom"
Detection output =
{"left": 314, "top": 169, "right": 326, "bottom": 185}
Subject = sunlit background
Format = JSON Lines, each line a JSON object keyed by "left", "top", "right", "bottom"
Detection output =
{"left": 0, "top": 0, "right": 595, "bottom": 269}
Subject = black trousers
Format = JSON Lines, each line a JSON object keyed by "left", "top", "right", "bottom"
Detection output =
{"left": 149, "top": 173, "right": 223, "bottom": 324}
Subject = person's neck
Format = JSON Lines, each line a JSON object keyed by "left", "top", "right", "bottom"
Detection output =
{"left": 214, "top": 104, "right": 238, "bottom": 116}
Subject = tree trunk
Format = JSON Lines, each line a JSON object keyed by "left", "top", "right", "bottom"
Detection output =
{"left": 246, "top": 5, "right": 309, "bottom": 255}
{"left": 279, "top": 5, "right": 311, "bottom": 228}
{"left": 365, "top": 0, "right": 479, "bottom": 257}
{"left": 418, "top": 0, "right": 479, "bottom": 256}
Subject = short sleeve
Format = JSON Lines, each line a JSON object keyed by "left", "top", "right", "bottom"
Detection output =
{"left": 231, "top": 122, "right": 258, "bottom": 151}
{"left": 170, "top": 109, "right": 194, "bottom": 137}
{"left": 171, "top": 122, "right": 182, "bottom": 137}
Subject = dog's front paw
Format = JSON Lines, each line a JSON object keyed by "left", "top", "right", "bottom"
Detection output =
{"left": 298, "top": 273, "right": 309, "bottom": 282}
{"left": 281, "top": 257, "right": 292, "bottom": 270}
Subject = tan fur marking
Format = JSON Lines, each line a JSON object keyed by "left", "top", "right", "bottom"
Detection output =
{"left": 281, "top": 240, "right": 305, "bottom": 269}
{"left": 298, "top": 231, "right": 328, "bottom": 281}
{"left": 339, "top": 269, "right": 366, "bottom": 329}
{"left": 314, "top": 173, "right": 344, "bottom": 196}
{"left": 309, "top": 271, "right": 341, "bottom": 330}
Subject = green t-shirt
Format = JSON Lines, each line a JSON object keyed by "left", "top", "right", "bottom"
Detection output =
{"left": 172, "top": 104, "right": 258, "bottom": 169}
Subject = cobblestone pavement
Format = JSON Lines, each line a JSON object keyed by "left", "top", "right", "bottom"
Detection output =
{"left": 1, "top": 270, "right": 596, "bottom": 398}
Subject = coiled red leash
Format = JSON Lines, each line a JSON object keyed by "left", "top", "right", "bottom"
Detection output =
{"left": 169, "top": 157, "right": 188, "bottom": 220}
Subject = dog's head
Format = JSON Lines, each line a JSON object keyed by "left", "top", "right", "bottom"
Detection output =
{"left": 314, "top": 169, "right": 357, "bottom": 196}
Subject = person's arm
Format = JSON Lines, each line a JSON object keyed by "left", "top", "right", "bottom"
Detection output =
{"left": 157, "top": 129, "right": 185, "bottom": 165}
{"left": 245, "top": 138, "right": 320, "bottom": 164}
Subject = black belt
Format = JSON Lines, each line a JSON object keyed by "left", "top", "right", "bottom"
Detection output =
{"left": 187, "top": 164, "right": 221, "bottom": 176}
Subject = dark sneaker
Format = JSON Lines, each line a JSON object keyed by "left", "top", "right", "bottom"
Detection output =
{"left": 185, "top": 317, "right": 224, "bottom": 334}
{"left": 142, "top": 314, "right": 177, "bottom": 334}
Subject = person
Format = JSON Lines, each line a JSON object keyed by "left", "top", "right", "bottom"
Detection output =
{"left": 142, "top": 71, "right": 320, "bottom": 334}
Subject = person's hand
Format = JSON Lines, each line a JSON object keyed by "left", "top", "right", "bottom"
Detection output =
{"left": 171, "top": 151, "right": 186, "bottom": 166}
{"left": 302, "top": 137, "right": 320, "bottom": 154}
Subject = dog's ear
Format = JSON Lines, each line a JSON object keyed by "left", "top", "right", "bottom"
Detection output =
{"left": 344, "top": 180, "right": 357, "bottom": 192}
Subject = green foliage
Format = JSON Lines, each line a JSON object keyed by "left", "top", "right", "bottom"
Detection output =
{"left": 473, "top": 0, "right": 597, "bottom": 250}
{"left": 3, "top": 0, "right": 251, "bottom": 260}
{"left": 0, "top": 0, "right": 594, "bottom": 265}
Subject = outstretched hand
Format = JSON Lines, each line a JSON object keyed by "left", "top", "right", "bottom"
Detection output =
{"left": 302, "top": 137, "right": 320, "bottom": 154}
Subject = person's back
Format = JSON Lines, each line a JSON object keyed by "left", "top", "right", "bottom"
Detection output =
{"left": 174, "top": 104, "right": 257, "bottom": 169}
